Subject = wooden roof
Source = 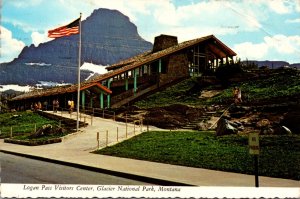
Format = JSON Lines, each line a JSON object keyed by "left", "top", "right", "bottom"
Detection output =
{"left": 11, "top": 82, "right": 111, "bottom": 101}
{"left": 105, "top": 34, "right": 236, "bottom": 71}
{"left": 11, "top": 34, "right": 236, "bottom": 102}
{"left": 106, "top": 51, "right": 152, "bottom": 71}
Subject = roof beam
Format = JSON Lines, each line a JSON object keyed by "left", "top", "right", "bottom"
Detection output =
{"left": 207, "top": 43, "right": 227, "bottom": 58}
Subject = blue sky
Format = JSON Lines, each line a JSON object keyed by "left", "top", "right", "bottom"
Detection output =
{"left": 1, "top": 0, "right": 300, "bottom": 64}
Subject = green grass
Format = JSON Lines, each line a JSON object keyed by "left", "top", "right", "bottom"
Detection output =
{"left": 209, "top": 71, "right": 300, "bottom": 104}
{"left": 0, "top": 111, "right": 58, "bottom": 138}
{"left": 95, "top": 131, "right": 300, "bottom": 180}
{"left": 135, "top": 77, "right": 200, "bottom": 108}
{"left": 135, "top": 70, "right": 300, "bottom": 108}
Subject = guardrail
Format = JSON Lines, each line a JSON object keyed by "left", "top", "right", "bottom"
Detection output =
{"left": 95, "top": 115, "right": 145, "bottom": 149}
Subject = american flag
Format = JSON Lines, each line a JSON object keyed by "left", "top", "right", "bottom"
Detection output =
{"left": 48, "top": 18, "right": 80, "bottom": 38}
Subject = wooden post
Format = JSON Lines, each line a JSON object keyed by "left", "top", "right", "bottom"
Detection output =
{"left": 117, "top": 127, "right": 119, "bottom": 142}
{"left": 107, "top": 79, "right": 111, "bottom": 108}
{"left": 34, "top": 124, "right": 37, "bottom": 133}
{"left": 158, "top": 59, "right": 162, "bottom": 73}
{"left": 254, "top": 155, "right": 259, "bottom": 187}
{"left": 125, "top": 79, "right": 128, "bottom": 91}
{"left": 126, "top": 114, "right": 128, "bottom": 138}
{"left": 59, "top": 120, "right": 61, "bottom": 128}
{"left": 90, "top": 97, "right": 93, "bottom": 109}
{"left": 81, "top": 90, "right": 86, "bottom": 110}
{"left": 106, "top": 130, "right": 108, "bottom": 147}
{"left": 133, "top": 69, "right": 137, "bottom": 94}
{"left": 100, "top": 92, "right": 104, "bottom": 109}
{"left": 147, "top": 120, "right": 149, "bottom": 132}
{"left": 97, "top": 132, "right": 99, "bottom": 149}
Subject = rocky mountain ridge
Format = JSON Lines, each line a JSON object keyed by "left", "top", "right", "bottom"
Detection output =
{"left": 242, "top": 60, "right": 300, "bottom": 69}
{"left": 0, "top": 8, "right": 152, "bottom": 85}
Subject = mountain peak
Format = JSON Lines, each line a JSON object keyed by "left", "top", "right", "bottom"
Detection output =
{"left": 0, "top": 9, "right": 152, "bottom": 85}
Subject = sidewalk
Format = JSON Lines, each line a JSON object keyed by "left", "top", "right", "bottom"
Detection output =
{"left": 0, "top": 111, "right": 299, "bottom": 187}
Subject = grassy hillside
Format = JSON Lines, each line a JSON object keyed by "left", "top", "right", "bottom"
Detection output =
{"left": 135, "top": 68, "right": 300, "bottom": 108}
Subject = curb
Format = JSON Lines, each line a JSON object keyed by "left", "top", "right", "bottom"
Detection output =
{"left": 0, "top": 150, "right": 193, "bottom": 186}
{"left": 4, "top": 138, "right": 62, "bottom": 146}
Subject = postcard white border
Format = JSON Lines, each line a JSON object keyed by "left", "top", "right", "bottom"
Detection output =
{"left": 1, "top": 184, "right": 300, "bottom": 198}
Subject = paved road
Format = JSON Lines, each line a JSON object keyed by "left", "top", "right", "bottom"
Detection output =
{"left": 0, "top": 152, "right": 153, "bottom": 185}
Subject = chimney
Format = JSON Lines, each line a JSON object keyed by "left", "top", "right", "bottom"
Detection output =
{"left": 152, "top": 35, "right": 178, "bottom": 53}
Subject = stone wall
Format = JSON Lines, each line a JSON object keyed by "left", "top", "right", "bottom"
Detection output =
{"left": 159, "top": 52, "right": 189, "bottom": 85}
{"left": 152, "top": 35, "right": 178, "bottom": 53}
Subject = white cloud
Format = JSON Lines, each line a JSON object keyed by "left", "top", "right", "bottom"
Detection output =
{"left": 234, "top": 34, "right": 300, "bottom": 62}
{"left": 268, "top": 0, "right": 292, "bottom": 14}
{"left": 31, "top": 32, "right": 53, "bottom": 47}
{"left": 9, "top": 0, "right": 42, "bottom": 8}
{"left": 295, "top": 0, "right": 300, "bottom": 12}
{"left": 0, "top": 26, "right": 26, "bottom": 63}
{"left": 59, "top": 0, "right": 264, "bottom": 43}
{"left": 2, "top": 18, "right": 38, "bottom": 33}
{"left": 234, "top": 42, "right": 269, "bottom": 60}
{"left": 285, "top": 18, "right": 300, "bottom": 23}
{"left": 264, "top": 34, "right": 300, "bottom": 54}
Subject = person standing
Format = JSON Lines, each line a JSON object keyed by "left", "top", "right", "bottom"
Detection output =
{"left": 233, "top": 87, "right": 238, "bottom": 104}
{"left": 53, "top": 99, "right": 56, "bottom": 112}
{"left": 56, "top": 99, "right": 59, "bottom": 112}
{"left": 237, "top": 88, "right": 242, "bottom": 103}
{"left": 68, "top": 100, "right": 71, "bottom": 113}
{"left": 43, "top": 101, "right": 48, "bottom": 111}
{"left": 37, "top": 101, "right": 42, "bottom": 110}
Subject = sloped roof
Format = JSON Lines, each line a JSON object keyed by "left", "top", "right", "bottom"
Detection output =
{"left": 106, "top": 50, "right": 152, "bottom": 71}
{"left": 11, "top": 34, "right": 236, "bottom": 102}
{"left": 88, "top": 34, "right": 236, "bottom": 83}
{"left": 11, "top": 82, "right": 111, "bottom": 101}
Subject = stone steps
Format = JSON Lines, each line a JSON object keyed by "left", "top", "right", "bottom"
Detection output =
{"left": 181, "top": 111, "right": 219, "bottom": 130}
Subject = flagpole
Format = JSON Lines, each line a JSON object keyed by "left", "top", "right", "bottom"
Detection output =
{"left": 76, "top": 13, "right": 82, "bottom": 132}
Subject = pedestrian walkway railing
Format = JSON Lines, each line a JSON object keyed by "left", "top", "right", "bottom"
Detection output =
{"left": 94, "top": 116, "right": 145, "bottom": 150}
{"left": 32, "top": 105, "right": 150, "bottom": 149}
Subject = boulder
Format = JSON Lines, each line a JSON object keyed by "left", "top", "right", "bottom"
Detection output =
{"left": 281, "top": 110, "right": 300, "bottom": 134}
{"left": 273, "top": 126, "right": 292, "bottom": 135}
{"left": 256, "top": 119, "right": 271, "bottom": 128}
{"left": 261, "top": 127, "right": 274, "bottom": 135}
{"left": 216, "top": 118, "right": 238, "bottom": 136}
{"left": 196, "top": 121, "right": 210, "bottom": 131}
{"left": 29, "top": 124, "right": 53, "bottom": 138}
{"left": 28, "top": 124, "right": 66, "bottom": 138}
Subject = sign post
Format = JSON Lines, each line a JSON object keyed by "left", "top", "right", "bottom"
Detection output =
{"left": 249, "top": 132, "right": 259, "bottom": 187}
